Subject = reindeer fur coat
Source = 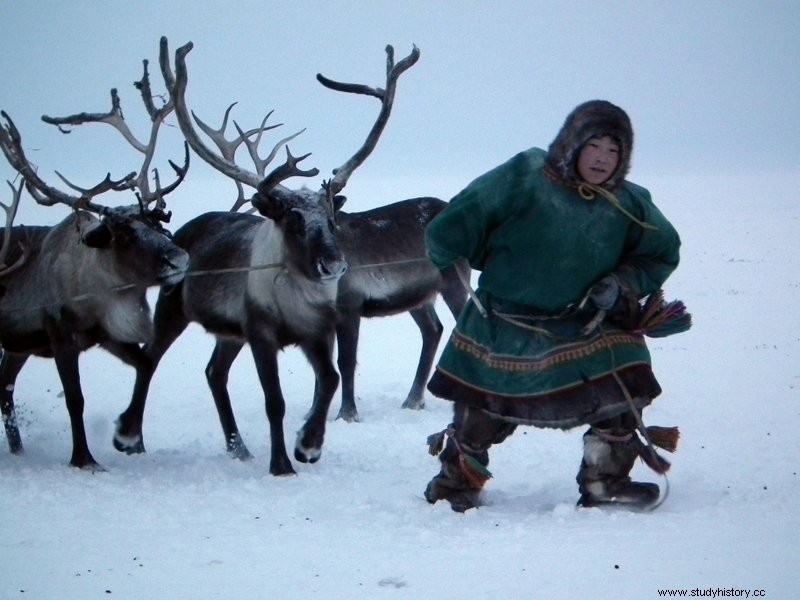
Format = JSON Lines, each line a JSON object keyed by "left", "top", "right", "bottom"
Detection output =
{"left": 425, "top": 101, "right": 681, "bottom": 428}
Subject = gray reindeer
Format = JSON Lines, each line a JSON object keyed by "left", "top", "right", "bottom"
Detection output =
{"left": 0, "top": 86, "right": 189, "bottom": 470}
{"left": 141, "top": 40, "right": 467, "bottom": 425}
{"left": 114, "top": 38, "right": 419, "bottom": 475}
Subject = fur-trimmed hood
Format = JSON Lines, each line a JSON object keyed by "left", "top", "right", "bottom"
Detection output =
{"left": 545, "top": 100, "right": 633, "bottom": 191}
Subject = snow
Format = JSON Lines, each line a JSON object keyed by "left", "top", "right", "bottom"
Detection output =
{"left": 1, "top": 172, "right": 798, "bottom": 599}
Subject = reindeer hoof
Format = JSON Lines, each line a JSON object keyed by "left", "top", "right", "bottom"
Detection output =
{"left": 269, "top": 458, "right": 297, "bottom": 476}
{"left": 81, "top": 462, "right": 107, "bottom": 473}
{"left": 294, "top": 446, "right": 322, "bottom": 464}
{"left": 71, "top": 456, "right": 106, "bottom": 472}
{"left": 8, "top": 438, "right": 24, "bottom": 455}
{"left": 226, "top": 436, "right": 253, "bottom": 461}
{"left": 335, "top": 408, "right": 360, "bottom": 423}
{"left": 113, "top": 431, "right": 146, "bottom": 455}
{"left": 401, "top": 397, "right": 425, "bottom": 410}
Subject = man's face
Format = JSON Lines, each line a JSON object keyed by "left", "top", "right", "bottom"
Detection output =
{"left": 576, "top": 136, "right": 620, "bottom": 185}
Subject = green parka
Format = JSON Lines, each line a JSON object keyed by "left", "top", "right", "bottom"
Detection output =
{"left": 425, "top": 147, "right": 681, "bottom": 428}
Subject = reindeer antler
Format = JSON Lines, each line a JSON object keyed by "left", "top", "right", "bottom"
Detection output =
{"left": 0, "top": 110, "right": 130, "bottom": 214}
{"left": 317, "top": 44, "right": 420, "bottom": 196}
{"left": 191, "top": 105, "right": 309, "bottom": 211}
{"left": 161, "top": 37, "right": 318, "bottom": 210}
{"left": 40, "top": 57, "right": 189, "bottom": 214}
{"left": 0, "top": 115, "right": 107, "bottom": 276}
{"left": 0, "top": 177, "right": 28, "bottom": 277}
{"left": 160, "top": 37, "right": 419, "bottom": 215}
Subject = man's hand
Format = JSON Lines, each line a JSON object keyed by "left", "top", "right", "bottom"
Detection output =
{"left": 588, "top": 275, "right": 620, "bottom": 311}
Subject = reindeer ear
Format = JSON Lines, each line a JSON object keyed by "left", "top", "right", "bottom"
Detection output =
{"left": 252, "top": 192, "right": 288, "bottom": 221}
{"left": 333, "top": 195, "right": 347, "bottom": 211}
{"left": 81, "top": 221, "right": 113, "bottom": 248}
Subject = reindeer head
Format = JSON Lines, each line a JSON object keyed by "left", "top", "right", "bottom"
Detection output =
{"left": 0, "top": 83, "right": 191, "bottom": 289}
{"left": 75, "top": 206, "right": 189, "bottom": 287}
{"left": 251, "top": 184, "right": 346, "bottom": 283}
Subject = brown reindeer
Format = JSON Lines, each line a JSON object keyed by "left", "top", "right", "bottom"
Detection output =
{"left": 114, "top": 38, "right": 419, "bottom": 475}
{"left": 0, "top": 78, "right": 189, "bottom": 469}
{"left": 334, "top": 198, "right": 469, "bottom": 422}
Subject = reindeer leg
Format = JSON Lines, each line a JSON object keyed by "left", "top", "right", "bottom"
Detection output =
{"left": 49, "top": 335, "right": 102, "bottom": 471}
{"left": 249, "top": 335, "right": 295, "bottom": 476}
{"left": 335, "top": 312, "right": 361, "bottom": 422}
{"left": 296, "top": 334, "right": 340, "bottom": 464}
{"left": 402, "top": 303, "right": 443, "bottom": 410}
{"left": 100, "top": 341, "right": 149, "bottom": 454}
{"left": 115, "top": 286, "right": 188, "bottom": 454}
{"left": 206, "top": 339, "right": 251, "bottom": 460}
{"left": 0, "top": 351, "right": 29, "bottom": 455}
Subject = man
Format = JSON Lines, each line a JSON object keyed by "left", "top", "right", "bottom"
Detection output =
{"left": 423, "top": 100, "right": 682, "bottom": 512}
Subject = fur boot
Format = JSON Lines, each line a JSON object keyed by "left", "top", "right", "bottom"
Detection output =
{"left": 424, "top": 439, "right": 487, "bottom": 512}
{"left": 576, "top": 424, "right": 659, "bottom": 509}
{"left": 424, "top": 405, "right": 516, "bottom": 512}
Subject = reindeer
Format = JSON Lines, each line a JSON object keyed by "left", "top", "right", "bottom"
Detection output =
{"left": 113, "top": 38, "right": 418, "bottom": 475}
{"left": 333, "top": 199, "right": 469, "bottom": 422}
{"left": 0, "top": 73, "right": 189, "bottom": 469}
{"left": 175, "top": 55, "right": 467, "bottom": 424}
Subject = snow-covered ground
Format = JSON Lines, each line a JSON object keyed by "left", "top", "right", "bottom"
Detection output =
{"left": 1, "top": 172, "right": 797, "bottom": 599}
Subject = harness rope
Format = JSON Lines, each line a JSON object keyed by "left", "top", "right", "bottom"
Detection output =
{"left": 0, "top": 257, "right": 432, "bottom": 316}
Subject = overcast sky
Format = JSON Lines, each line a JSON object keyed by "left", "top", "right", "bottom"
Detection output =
{"left": 1, "top": 1, "right": 798, "bottom": 219}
